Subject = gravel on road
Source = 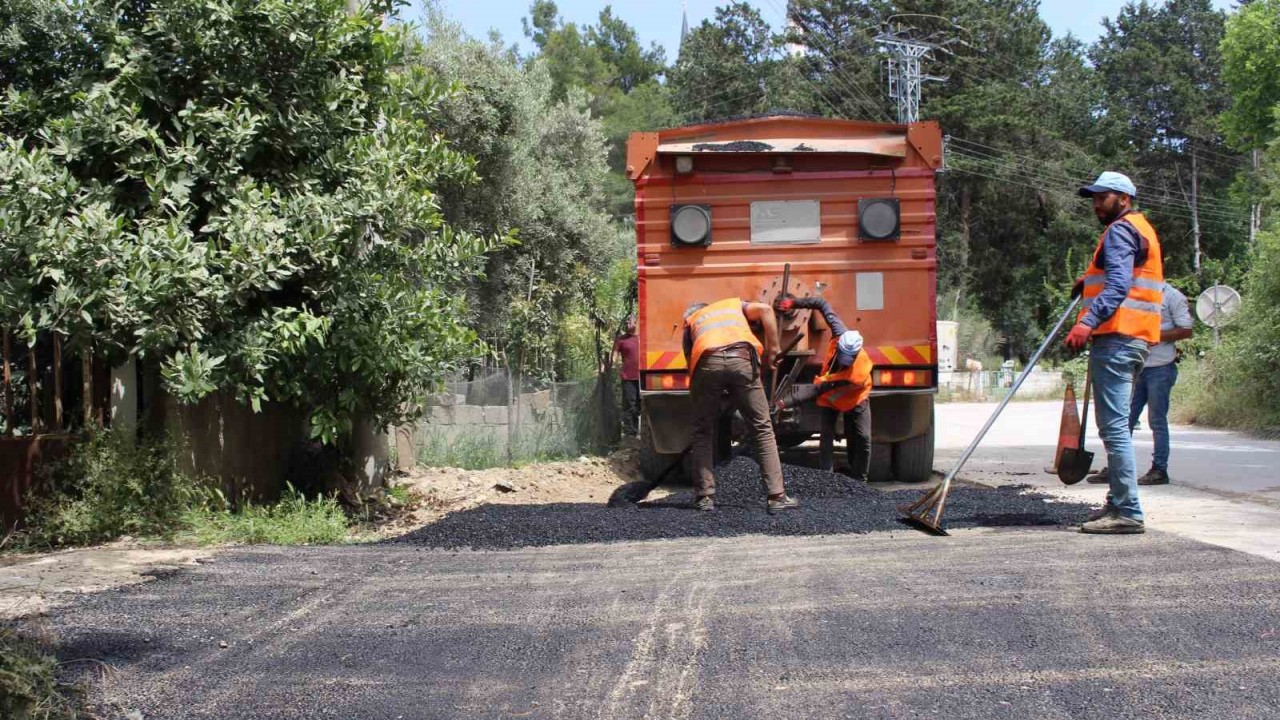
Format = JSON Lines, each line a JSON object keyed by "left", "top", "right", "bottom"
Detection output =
{"left": 394, "top": 457, "right": 1093, "bottom": 550}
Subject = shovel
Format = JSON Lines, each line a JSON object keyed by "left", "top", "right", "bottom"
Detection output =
{"left": 1056, "top": 364, "right": 1094, "bottom": 485}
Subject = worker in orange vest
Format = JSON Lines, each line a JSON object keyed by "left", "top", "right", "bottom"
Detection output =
{"left": 682, "top": 299, "right": 797, "bottom": 514}
{"left": 1066, "top": 171, "right": 1163, "bottom": 535}
{"left": 774, "top": 295, "right": 874, "bottom": 480}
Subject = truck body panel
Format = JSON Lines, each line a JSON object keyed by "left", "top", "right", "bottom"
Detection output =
{"left": 630, "top": 116, "right": 942, "bottom": 481}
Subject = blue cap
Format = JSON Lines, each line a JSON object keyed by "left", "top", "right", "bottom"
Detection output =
{"left": 1078, "top": 171, "right": 1137, "bottom": 198}
{"left": 835, "top": 330, "right": 864, "bottom": 365}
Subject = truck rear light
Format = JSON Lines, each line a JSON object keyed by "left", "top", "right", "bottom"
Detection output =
{"left": 874, "top": 369, "right": 933, "bottom": 387}
{"left": 645, "top": 373, "right": 690, "bottom": 391}
{"left": 858, "top": 198, "right": 900, "bottom": 241}
{"left": 670, "top": 204, "right": 712, "bottom": 247}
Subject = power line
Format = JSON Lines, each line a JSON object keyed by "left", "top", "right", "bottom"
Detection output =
{"left": 948, "top": 147, "right": 1249, "bottom": 225}
{"left": 947, "top": 138, "right": 1248, "bottom": 223}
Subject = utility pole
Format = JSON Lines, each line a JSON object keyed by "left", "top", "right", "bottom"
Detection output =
{"left": 1251, "top": 148, "right": 1262, "bottom": 246}
{"left": 877, "top": 29, "right": 946, "bottom": 124}
{"left": 1190, "top": 150, "right": 1201, "bottom": 276}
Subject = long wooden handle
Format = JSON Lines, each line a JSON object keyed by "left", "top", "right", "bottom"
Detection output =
{"left": 1077, "top": 363, "right": 1092, "bottom": 446}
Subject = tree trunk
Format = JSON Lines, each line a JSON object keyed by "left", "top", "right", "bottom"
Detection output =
{"left": 955, "top": 186, "right": 972, "bottom": 319}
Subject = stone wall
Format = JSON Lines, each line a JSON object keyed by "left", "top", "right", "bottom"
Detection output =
{"left": 397, "top": 389, "right": 571, "bottom": 468}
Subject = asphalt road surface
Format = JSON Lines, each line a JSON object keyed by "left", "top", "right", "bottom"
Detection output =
{"left": 42, "top": 401, "right": 1280, "bottom": 719}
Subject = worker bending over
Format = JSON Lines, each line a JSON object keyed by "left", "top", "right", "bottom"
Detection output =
{"left": 683, "top": 299, "right": 799, "bottom": 514}
{"left": 774, "top": 295, "right": 874, "bottom": 480}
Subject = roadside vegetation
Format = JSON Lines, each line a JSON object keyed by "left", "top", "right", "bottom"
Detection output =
{"left": 0, "top": 626, "right": 80, "bottom": 720}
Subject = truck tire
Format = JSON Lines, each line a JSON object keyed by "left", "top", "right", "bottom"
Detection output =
{"left": 640, "top": 422, "right": 684, "bottom": 486}
{"left": 869, "top": 442, "right": 893, "bottom": 482}
{"left": 892, "top": 410, "right": 935, "bottom": 483}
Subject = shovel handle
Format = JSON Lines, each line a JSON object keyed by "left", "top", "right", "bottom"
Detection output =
{"left": 1077, "top": 363, "right": 1092, "bottom": 446}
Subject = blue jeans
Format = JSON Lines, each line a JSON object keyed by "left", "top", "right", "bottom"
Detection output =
{"left": 1090, "top": 335, "right": 1149, "bottom": 521}
{"left": 1130, "top": 363, "right": 1177, "bottom": 471}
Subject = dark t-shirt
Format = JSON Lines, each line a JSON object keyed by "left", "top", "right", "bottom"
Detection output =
{"left": 614, "top": 334, "right": 640, "bottom": 381}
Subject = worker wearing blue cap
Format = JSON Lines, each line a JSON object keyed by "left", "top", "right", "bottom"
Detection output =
{"left": 1067, "top": 171, "right": 1165, "bottom": 535}
{"left": 774, "top": 295, "right": 874, "bottom": 480}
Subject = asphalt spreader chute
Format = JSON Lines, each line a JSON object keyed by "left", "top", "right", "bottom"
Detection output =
{"left": 900, "top": 295, "right": 1084, "bottom": 536}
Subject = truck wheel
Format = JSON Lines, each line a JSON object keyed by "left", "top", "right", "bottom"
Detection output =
{"left": 892, "top": 411, "right": 935, "bottom": 483}
{"left": 869, "top": 442, "right": 893, "bottom": 482}
{"left": 639, "top": 422, "right": 684, "bottom": 485}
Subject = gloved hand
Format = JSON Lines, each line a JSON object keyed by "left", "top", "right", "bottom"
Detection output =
{"left": 1070, "top": 277, "right": 1085, "bottom": 300}
{"left": 774, "top": 296, "right": 795, "bottom": 313}
{"left": 1064, "top": 322, "right": 1092, "bottom": 350}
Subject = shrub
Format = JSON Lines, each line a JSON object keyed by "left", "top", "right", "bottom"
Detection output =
{"left": 20, "top": 431, "right": 204, "bottom": 549}
{"left": 0, "top": 626, "right": 80, "bottom": 720}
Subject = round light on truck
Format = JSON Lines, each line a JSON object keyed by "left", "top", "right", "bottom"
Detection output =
{"left": 670, "top": 204, "right": 712, "bottom": 247}
{"left": 858, "top": 198, "right": 900, "bottom": 241}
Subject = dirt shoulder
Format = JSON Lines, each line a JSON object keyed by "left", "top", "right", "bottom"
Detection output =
{"left": 0, "top": 542, "right": 213, "bottom": 620}
{"left": 373, "top": 445, "right": 647, "bottom": 538}
{"left": 1, "top": 448, "right": 645, "bottom": 619}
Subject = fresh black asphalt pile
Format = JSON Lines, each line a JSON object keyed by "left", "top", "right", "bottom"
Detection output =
{"left": 394, "top": 457, "right": 1092, "bottom": 550}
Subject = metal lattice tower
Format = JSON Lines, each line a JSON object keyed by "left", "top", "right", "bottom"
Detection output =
{"left": 877, "top": 31, "right": 945, "bottom": 124}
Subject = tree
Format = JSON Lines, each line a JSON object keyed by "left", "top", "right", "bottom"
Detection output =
{"left": 668, "top": 2, "right": 786, "bottom": 122}
{"left": 1091, "top": 0, "right": 1243, "bottom": 278}
{"left": 418, "top": 16, "right": 621, "bottom": 381}
{"left": 0, "top": 0, "right": 496, "bottom": 448}
{"left": 589, "top": 6, "right": 667, "bottom": 94}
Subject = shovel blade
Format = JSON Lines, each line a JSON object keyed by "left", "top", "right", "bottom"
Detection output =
{"left": 1057, "top": 448, "right": 1095, "bottom": 485}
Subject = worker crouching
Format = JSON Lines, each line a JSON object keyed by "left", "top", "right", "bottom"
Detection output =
{"left": 683, "top": 299, "right": 799, "bottom": 514}
{"left": 774, "top": 295, "right": 874, "bottom": 480}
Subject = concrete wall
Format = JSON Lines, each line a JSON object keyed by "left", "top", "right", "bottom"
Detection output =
{"left": 938, "top": 369, "right": 1067, "bottom": 400}
{"left": 397, "top": 390, "right": 570, "bottom": 468}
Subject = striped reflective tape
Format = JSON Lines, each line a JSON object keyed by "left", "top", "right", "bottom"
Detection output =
{"left": 645, "top": 351, "right": 688, "bottom": 370}
{"left": 864, "top": 345, "right": 934, "bottom": 365}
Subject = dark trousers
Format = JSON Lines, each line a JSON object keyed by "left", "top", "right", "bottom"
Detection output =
{"left": 621, "top": 379, "right": 640, "bottom": 434}
{"left": 819, "top": 399, "right": 871, "bottom": 478}
{"left": 689, "top": 352, "right": 785, "bottom": 497}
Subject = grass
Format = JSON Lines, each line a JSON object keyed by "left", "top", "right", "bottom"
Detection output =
{"left": 0, "top": 627, "right": 81, "bottom": 720}
{"left": 176, "top": 488, "right": 353, "bottom": 546}
{"left": 415, "top": 423, "right": 583, "bottom": 470}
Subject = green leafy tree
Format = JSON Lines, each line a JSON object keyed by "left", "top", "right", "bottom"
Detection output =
{"left": 419, "top": 16, "right": 619, "bottom": 380}
{"left": 1221, "top": 0, "right": 1280, "bottom": 148}
{"left": 668, "top": 2, "right": 787, "bottom": 122}
{"left": 0, "top": 0, "right": 497, "bottom": 448}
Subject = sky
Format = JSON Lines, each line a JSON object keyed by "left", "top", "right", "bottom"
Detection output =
{"left": 418, "top": 0, "right": 1236, "bottom": 62}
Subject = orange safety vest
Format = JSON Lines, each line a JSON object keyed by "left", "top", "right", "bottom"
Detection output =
{"left": 1078, "top": 212, "right": 1164, "bottom": 344}
{"left": 685, "top": 298, "right": 765, "bottom": 375}
{"left": 814, "top": 339, "right": 873, "bottom": 412}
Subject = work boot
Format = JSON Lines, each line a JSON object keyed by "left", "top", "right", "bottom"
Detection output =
{"left": 1137, "top": 468, "right": 1170, "bottom": 486}
{"left": 694, "top": 495, "right": 715, "bottom": 512}
{"left": 1085, "top": 466, "right": 1109, "bottom": 484}
{"left": 1080, "top": 514, "right": 1145, "bottom": 534}
{"left": 766, "top": 494, "right": 800, "bottom": 514}
{"left": 1085, "top": 504, "right": 1118, "bottom": 523}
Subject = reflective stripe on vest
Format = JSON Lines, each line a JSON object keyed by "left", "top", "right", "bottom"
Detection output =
{"left": 814, "top": 340, "right": 873, "bottom": 411}
{"left": 685, "top": 298, "right": 764, "bottom": 375}
{"left": 1078, "top": 211, "right": 1164, "bottom": 344}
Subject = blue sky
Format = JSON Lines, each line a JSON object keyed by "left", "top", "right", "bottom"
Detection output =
{"left": 416, "top": 0, "right": 1236, "bottom": 61}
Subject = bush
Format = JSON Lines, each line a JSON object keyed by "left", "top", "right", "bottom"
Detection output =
{"left": 0, "top": 626, "right": 80, "bottom": 720}
{"left": 20, "top": 431, "right": 204, "bottom": 549}
{"left": 1178, "top": 228, "right": 1280, "bottom": 434}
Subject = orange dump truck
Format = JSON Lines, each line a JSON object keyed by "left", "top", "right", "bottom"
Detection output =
{"left": 627, "top": 114, "right": 944, "bottom": 483}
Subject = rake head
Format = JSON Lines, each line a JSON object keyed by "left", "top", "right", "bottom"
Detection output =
{"left": 898, "top": 481, "right": 953, "bottom": 537}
